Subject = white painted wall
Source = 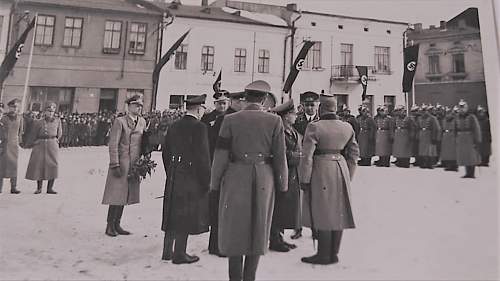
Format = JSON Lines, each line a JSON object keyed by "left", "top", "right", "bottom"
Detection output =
{"left": 0, "top": 1, "right": 11, "bottom": 63}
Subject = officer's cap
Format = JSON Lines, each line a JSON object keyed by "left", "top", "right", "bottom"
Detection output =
{"left": 228, "top": 91, "right": 246, "bottom": 100}
{"left": 185, "top": 94, "right": 207, "bottom": 106}
{"left": 45, "top": 102, "right": 57, "bottom": 112}
{"left": 126, "top": 95, "right": 144, "bottom": 106}
{"left": 271, "top": 99, "right": 295, "bottom": 116}
{"left": 300, "top": 91, "right": 320, "bottom": 103}
{"left": 477, "top": 105, "right": 486, "bottom": 112}
{"left": 244, "top": 80, "right": 271, "bottom": 99}
{"left": 7, "top": 98, "right": 21, "bottom": 107}
{"left": 410, "top": 105, "right": 420, "bottom": 112}
{"left": 458, "top": 99, "right": 467, "bottom": 107}
{"left": 319, "top": 93, "right": 337, "bottom": 111}
{"left": 213, "top": 90, "right": 230, "bottom": 102}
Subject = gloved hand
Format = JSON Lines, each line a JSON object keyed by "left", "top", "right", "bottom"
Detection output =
{"left": 111, "top": 166, "right": 122, "bottom": 178}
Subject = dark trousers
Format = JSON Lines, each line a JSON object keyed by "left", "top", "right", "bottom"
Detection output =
{"left": 164, "top": 231, "right": 190, "bottom": 258}
{"left": 107, "top": 205, "right": 125, "bottom": 224}
{"left": 419, "top": 156, "right": 434, "bottom": 169}
{"left": 376, "top": 156, "right": 390, "bottom": 167}
{"left": 228, "top": 255, "right": 260, "bottom": 281}
{"left": 464, "top": 166, "right": 476, "bottom": 177}
{"left": 358, "top": 157, "right": 372, "bottom": 166}
{"left": 395, "top": 158, "right": 410, "bottom": 168}
{"left": 269, "top": 226, "right": 283, "bottom": 244}
{"left": 208, "top": 191, "right": 222, "bottom": 255}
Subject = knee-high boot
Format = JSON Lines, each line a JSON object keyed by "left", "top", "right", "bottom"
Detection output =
{"left": 114, "top": 205, "right": 131, "bottom": 235}
{"left": 47, "top": 179, "right": 57, "bottom": 194}
{"left": 10, "top": 177, "right": 20, "bottom": 194}
{"left": 105, "top": 205, "right": 118, "bottom": 237}
{"left": 301, "top": 230, "right": 333, "bottom": 265}
{"left": 34, "top": 180, "right": 43, "bottom": 194}
{"left": 162, "top": 231, "right": 174, "bottom": 260}
{"left": 229, "top": 256, "right": 243, "bottom": 281}
{"left": 243, "top": 255, "right": 260, "bottom": 281}
{"left": 330, "top": 230, "right": 343, "bottom": 263}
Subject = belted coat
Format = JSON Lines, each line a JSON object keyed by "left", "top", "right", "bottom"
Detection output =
{"left": 299, "top": 114, "right": 359, "bottom": 231}
{"left": 25, "top": 118, "right": 62, "bottom": 180}
{"left": 210, "top": 104, "right": 288, "bottom": 256}
{"left": 0, "top": 114, "right": 23, "bottom": 178}
{"left": 440, "top": 117, "right": 458, "bottom": 161}
{"left": 392, "top": 116, "right": 415, "bottom": 158}
{"left": 416, "top": 114, "right": 441, "bottom": 157}
{"left": 455, "top": 113, "right": 482, "bottom": 166}
{"left": 356, "top": 115, "right": 376, "bottom": 157}
{"left": 374, "top": 115, "right": 395, "bottom": 156}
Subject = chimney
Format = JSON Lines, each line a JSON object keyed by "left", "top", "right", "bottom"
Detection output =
{"left": 201, "top": 0, "right": 208, "bottom": 6}
{"left": 286, "top": 3, "right": 297, "bottom": 11}
{"left": 414, "top": 23, "right": 422, "bottom": 31}
{"left": 440, "top": 20, "right": 446, "bottom": 29}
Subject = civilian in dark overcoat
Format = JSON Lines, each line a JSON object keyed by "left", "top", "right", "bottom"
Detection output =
{"left": 269, "top": 100, "right": 302, "bottom": 253}
{"left": 204, "top": 90, "right": 242, "bottom": 257}
{"left": 392, "top": 106, "right": 416, "bottom": 168}
{"left": 101, "top": 95, "right": 146, "bottom": 237}
{"left": 0, "top": 99, "right": 23, "bottom": 194}
{"left": 299, "top": 94, "right": 359, "bottom": 265}
{"left": 161, "top": 94, "right": 211, "bottom": 264}
{"left": 476, "top": 106, "right": 491, "bottom": 167}
{"left": 440, "top": 107, "right": 459, "bottom": 171}
{"left": 211, "top": 80, "right": 287, "bottom": 281}
{"left": 455, "top": 100, "right": 482, "bottom": 178}
{"left": 25, "top": 103, "right": 62, "bottom": 194}
{"left": 356, "top": 106, "right": 376, "bottom": 166}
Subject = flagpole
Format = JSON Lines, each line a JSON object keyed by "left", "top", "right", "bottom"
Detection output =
{"left": 20, "top": 13, "right": 37, "bottom": 113}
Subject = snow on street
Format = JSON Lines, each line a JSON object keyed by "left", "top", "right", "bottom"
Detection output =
{"left": 0, "top": 147, "right": 498, "bottom": 280}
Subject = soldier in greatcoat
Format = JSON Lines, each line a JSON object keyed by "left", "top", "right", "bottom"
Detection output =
{"left": 211, "top": 80, "right": 287, "bottom": 281}
{"left": 25, "top": 103, "right": 62, "bottom": 194}
{"left": 339, "top": 105, "right": 360, "bottom": 137}
{"left": 356, "top": 105, "right": 376, "bottom": 166}
{"left": 409, "top": 105, "right": 422, "bottom": 166}
{"left": 206, "top": 90, "right": 244, "bottom": 257}
{"left": 455, "top": 100, "right": 482, "bottom": 178}
{"left": 101, "top": 95, "right": 146, "bottom": 236}
{"left": 269, "top": 100, "right": 302, "bottom": 252}
{"left": 161, "top": 94, "right": 211, "bottom": 264}
{"left": 440, "top": 106, "right": 459, "bottom": 171}
{"left": 374, "top": 105, "right": 395, "bottom": 167}
{"left": 416, "top": 105, "right": 441, "bottom": 169}
{"left": 0, "top": 99, "right": 23, "bottom": 194}
{"left": 0, "top": 108, "right": 7, "bottom": 192}
{"left": 392, "top": 106, "right": 416, "bottom": 168}
{"left": 476, "top": 106, "right": 491, "bottom": 167}
{"left": 299, "top": 93, "right": 359, "bottom": 265}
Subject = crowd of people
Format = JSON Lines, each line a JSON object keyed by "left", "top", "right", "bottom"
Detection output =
{"left": 0, "top": 84, "right": 492, "bottom": 281}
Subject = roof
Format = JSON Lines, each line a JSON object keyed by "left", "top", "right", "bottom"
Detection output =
{"left": 408, "top": 26, "right": 480, "bottom": 40}
{"left": 18, "top": 0, "right": 163, "bottom": 15}
{"left": 221, "top": 6, "right": 287, "bottom": 26}
{"left": 152, "top": 1, "right": 289, "bottom": 28}
{"left": 298, "top": 10, "right": 408, "bottom": 26}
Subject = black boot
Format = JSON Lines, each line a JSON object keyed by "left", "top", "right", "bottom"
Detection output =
{"left": 34, "top": 180, "right": 43, "bottom": 194}
{"left": 301, "top": 230, "right": 333, "bottom": 265}
{"left": 47, "top": 179, "right": 57, "bottom": 194}
{"left": 0, "top": 179, "right": 3, "bottom": 193}
{"left": 162, "top": 231, "right": 174, "bottom": 260}
{"left": 114, "top": 205, "right": 131, "bottom": 235}
{"left": 243, "top": 255, "right": 260, "bottom": 281}
{"left": 105, "top": 205, "right": 118, "bottom": 237}
{"left": 229, "top": 256, "right": 243, "bottom": 281}
{"left": 10, "top": 178, "right": 20, "bottom": 194}
{"left": 269, "top": 228, "right": 289, "bottom": 252}
{"left": 291, "top": 228, "right": 302, "bottom": 239}
{"left": 330, "top": 231, "right": 343, "bottom": 263}
{"left": 462, "top": 166, "right": 476, "bottom": 178}
{"left": 172, "top": 233, "right": 199, "bottom": 264}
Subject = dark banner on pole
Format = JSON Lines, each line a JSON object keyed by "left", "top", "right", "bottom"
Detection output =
{"left": 356, "top": 66, "right": 368, "bottom": 101}
{"left": 213, "top": 69, "right": 222, "bottom": 92}
{"left": 152, "top": 29, "right": 190, "bottom": 85}
{"left": 402, "top": 44, "right": 419, "bottom": 93}
{"left": 283, "top": 40, "right": 315, "bottom": 93}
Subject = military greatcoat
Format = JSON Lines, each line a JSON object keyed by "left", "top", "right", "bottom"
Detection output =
{"left": 0, "top": 113, "right": 23, "bottom": 178}
{"left": 392, "top": 116, "right": 415, "bottom": 158}
{"left": 455, "top": 113, "right": 482, "bottom": 166}
{"left": 375, "top": 116, "right": 395, "bottom": 157}
{"left": 440, "top": 117, "right": 458, "bottom": 161}
{"left": 416, "top": 114, "right": 441, "bottom": 157}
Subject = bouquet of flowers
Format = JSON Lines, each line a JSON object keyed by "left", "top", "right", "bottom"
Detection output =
{"left": 128, "top": 154, "right": 157, "bottom": 180}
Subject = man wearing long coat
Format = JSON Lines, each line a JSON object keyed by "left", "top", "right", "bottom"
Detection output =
{"left": 374, "top": 106, "right": 395, "bottom": 167}
{"left": 392, "top": 106, "right": 416, "bottom": 168}
{"left": 211, "top": 80, "right": 287, "bottom": 281}
{"left": 416, "top": 106, "right": 441, "bottom": 169}
{"left": 161, "top": 94, "right": 211, "bottom": 264}
{"left": 102, "top": 95, "right": 146, "bottom": 237}
{"left": 299, "top": 94, "right": 359, "bottom": 265}
{"left": 476, "top": 106, "right": 491, "bottom": 167}
{"left": 356, "top": 106, "right": 376, "bottom": 166}
{"left": 0, "top": 99, "right": 23, "bottom": 194}
{"left": 455, "top": 100, "right": 482, "bottom": 178}
{"left": 25, "top": 103, "right": 62, "bottom": 194}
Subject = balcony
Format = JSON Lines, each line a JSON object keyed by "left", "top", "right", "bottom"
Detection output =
{"left": 330, "top": 65, "right": 377, "bottom": 83}
{"left": 448, "top": 71, "right": 468, "bottom": 80}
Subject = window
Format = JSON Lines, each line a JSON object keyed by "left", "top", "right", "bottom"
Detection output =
{"left": 129, "top": 22, "right": 147, "bottom": 55}
{"left": 201, "top": 46, "right": 214, "bottom": 71}
{"left": 174, "top": 44, "right": 188, "bottom": 70}
{"left": 384, "top": 95, "right": 396, "bottom": 113}
{"left": 35, "top": 15, "right": 55, "bottom": 46}
{"left": 103, "top": 20, "right": 122, "bottom": 53}
{"left": 63, "top": 17, "right": 83, "bottom": 47}
{"left": 428, "top": 55, "right": 440, "bottom": 74}
{"left": 258, "top": 49, "right": 270, "bottom": 73}
{"left": 169, "top": 95, "right": 184, "bottom": 109}
{"left": 334, "top": 94, "right": 348, "bottom": 112}
{"left": 305, "top": 41, "right": 322, "bottom": 69}
{"left": 234, "top": 48, "right": 246, "bottom": 72}
{"left": 30, "top": 87, "right": 74, "bottom": 113}
{"left": 452, "top": 53, "right": 465, "bottom": 73}
{"left": 374, "top": 46, "right": 390, "bottom": 73}
{"left": 340, "top": 43, "right": 353, "bottom": 76}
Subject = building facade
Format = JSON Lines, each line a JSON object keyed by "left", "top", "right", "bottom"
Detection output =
{"left": 1, "top": 0, "right": 162, "bottom": 113}
{"left": 0, "top": 0, "right": 13, "bottom": 64}
{"left": 408, "top": 8, "right": 487, "bottom": 109}
{"left": 152, "top": 1, "right": 289, "bottom": 110}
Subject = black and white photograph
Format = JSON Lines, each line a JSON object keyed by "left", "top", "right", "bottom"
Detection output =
{"left": 0, "top": 0, "right": 499, "bottom": 280}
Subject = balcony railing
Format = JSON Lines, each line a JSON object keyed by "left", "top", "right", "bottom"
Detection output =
{"left": 330, "top": 65, "right": 377, "bottom": 82}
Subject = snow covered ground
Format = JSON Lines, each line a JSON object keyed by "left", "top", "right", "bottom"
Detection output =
{"left": 0, "top": 147, "right": 498, "bottom": 280}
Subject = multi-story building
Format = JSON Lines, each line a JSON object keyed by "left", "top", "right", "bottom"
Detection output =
{"left": 2, "top": 0, "right": 162, "bottom": 112}
{"left": 151, "top": 0, "right": 289, "bottom": 110}
{"left": 212, "top": 0, "right": 408, "bottom": 114}
{"left": 408, "top": 8, "right": 487, "bottom": 109}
